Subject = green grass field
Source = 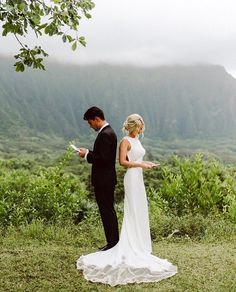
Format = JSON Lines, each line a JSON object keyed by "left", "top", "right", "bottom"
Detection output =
{"left": 0, "top": 224, "right": 235, "bottom": 292}
{"left": 1, "top": 146, "right": 236, "bottom": 291}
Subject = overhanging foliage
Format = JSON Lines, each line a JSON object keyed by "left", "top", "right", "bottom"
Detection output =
{"left": 0, "top": 0, "right": 95, "bottom": 71}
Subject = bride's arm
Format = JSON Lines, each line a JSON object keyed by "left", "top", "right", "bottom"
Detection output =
{"left": 143, "top": 161, "right": 160, "bottom": 167}
{"left": 119, "top": 139, "right": 152, "bottom": 169}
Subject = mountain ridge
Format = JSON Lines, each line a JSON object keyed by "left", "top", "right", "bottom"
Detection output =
{"left": 1, "top": 56, "right": 236, "bottom": 141}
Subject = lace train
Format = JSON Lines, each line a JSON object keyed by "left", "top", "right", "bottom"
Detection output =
{"left": 77, "top": 258, "right": 177, "bottom": 286}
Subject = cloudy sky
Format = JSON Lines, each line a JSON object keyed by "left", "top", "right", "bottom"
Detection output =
{"left": 1, "top": 0, "right": 236, "bottom": 77}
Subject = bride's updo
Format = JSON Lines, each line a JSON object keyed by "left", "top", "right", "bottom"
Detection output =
{"left": 122, "top": 114, "right": 145, "bottom": 135}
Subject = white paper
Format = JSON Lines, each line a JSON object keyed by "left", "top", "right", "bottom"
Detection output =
{"left": 70, "top": 144, "right": 81, "bottom": 152}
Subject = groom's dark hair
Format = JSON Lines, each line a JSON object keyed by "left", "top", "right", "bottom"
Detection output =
{"left": 83, "top": 106, "right": 105, "bottom": 121}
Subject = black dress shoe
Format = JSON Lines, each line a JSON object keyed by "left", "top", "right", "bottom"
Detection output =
{"left": 98, "top": 245, "right": 108, "bottom": 251}
{"left": 99, "top": 245, "right": 110, "bottom": 251}
{"left": 99, "top": 243, "right": 117, "bottom": 251}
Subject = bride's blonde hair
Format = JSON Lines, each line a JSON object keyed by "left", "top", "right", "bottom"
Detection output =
{"left": 122, "top": 114, "right": 145, "bottom": 135}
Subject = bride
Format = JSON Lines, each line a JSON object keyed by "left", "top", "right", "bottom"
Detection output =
{"left": 77, "top": 114, "right": 177, "bottom": 286}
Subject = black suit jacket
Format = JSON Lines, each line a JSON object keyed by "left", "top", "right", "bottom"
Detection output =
{"left": 87, "top": 125, "right": 117, "bottom": 188}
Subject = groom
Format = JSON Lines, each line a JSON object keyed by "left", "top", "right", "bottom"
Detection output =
{"left": 78, "top": 106, "right": 119, "bottom": 251}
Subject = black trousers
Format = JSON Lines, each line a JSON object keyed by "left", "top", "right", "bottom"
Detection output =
{"left": 94, "top": 185, "right": 119, "bottom": 246}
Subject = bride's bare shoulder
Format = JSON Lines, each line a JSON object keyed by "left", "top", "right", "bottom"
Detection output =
{"left": 119, "top": 137, "right": 131, "bottom": 150}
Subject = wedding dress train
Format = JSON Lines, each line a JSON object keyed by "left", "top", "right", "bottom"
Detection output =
{"left": 77, "top": 136, "right": 177, "bottom": 286}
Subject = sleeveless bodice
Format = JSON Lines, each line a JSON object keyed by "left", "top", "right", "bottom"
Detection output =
{"left": 124, "top": 136, "right": 145, "bottom": 163}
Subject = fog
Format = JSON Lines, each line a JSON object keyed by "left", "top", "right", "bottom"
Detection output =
{"left": 1, "top": 0, "right": 236, "bottom": 77}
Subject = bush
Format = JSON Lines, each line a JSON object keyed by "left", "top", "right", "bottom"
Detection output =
{"left": 156, "top": 154, "right": 236, "bottom": 221}
{"left": 0, "top": 164, "right": 91, "bottom": 227}
{"left": 1, "top": 150, "right": 236, "bottom": 236}
{"left": 149, "top": 200, "right": 236, "bottom": 241}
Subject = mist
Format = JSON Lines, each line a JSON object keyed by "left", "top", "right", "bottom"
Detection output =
{"left": 1, "top": 0, "right": 236, "bottom": 77}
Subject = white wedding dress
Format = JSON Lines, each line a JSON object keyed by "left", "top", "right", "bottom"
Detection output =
{"left": 76, "top": 136, "right": 177, "bottom": 286}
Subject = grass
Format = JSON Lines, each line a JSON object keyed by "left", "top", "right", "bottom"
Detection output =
{"left": 0, "top": 223, "right": 235, "bottom": 292}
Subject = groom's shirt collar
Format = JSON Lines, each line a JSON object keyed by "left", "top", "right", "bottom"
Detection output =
{"left": 98, "top": 122, "right": 109, "bottom": 133}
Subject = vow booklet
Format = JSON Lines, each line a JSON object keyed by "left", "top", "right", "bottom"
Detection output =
{"left": 70, "top": 144, "right": 81, "bottom": 153}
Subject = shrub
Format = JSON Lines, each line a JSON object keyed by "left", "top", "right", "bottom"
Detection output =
{"left": 0, "top": 165, "right": 91, "bottom": 227}
{"left": 156, "top": 154, "right": 236, "bottom": 221}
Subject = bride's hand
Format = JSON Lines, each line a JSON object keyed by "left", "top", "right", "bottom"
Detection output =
{"left": 140, "top": 162, "right": 154, "bottom": 169}
{"left": 143, "top": 161, "right": 160, "bottom": 168}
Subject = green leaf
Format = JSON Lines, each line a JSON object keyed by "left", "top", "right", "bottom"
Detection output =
{"left": 79, "top": 36, "right": 86, "bottom": 47}
{"left": 85, "top": 13, "right": 92, "bottom": 19}
{"left": 66, "top": 35, "right": 73, "bottom": 43}
{"left": 61, "top": 3, "right": 66, "bottom": 10}
{"left": 44, "top": 25, "right": 51, "bottom": 34}
{"left": 15, "top": 62, "right": 25, "bottom": 72}
{"left": 18, "top": 2, "right": 26, "bottom": 12}
{"left": 72, "top": 41, "right": 77, "bottom": 51}
{"left": 38, "top": 23, "right": 47, "bottom": 30}
{"left": 32, "top": 15, "right": 41, "bottom": 25}
{"left": 2, "top": 28, "right": 8, "bottom": 36}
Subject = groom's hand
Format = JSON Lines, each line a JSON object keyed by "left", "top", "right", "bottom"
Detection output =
{"left": 78, "top": 148, "right": 88, "bottom": 158}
